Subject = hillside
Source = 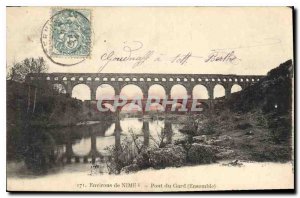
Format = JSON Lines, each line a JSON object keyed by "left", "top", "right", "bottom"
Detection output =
{"left": 185, "top": 60, "right": 293, "bottom": 162}
{"left": 220, "top": 59, "right": 293, "bottom": 114}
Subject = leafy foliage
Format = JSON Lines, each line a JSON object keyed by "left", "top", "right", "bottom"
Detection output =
{"left": 7, "top": 57, "right": 48, "bottom": 82}
{"left": 187, "top": 143, "right": 216, "bottom": 164}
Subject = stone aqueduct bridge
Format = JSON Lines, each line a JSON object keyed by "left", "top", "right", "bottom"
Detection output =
{"left": 26, "top": 73, "right": 265, "bottom": 109}
{"left": 25, "top": 73, "right": 265, "bottom": 163}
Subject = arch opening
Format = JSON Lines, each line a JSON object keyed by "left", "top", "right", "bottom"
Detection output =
{"left": 170, "top": 84, "right": 188, "bottom": 99}
{"left": 213, "top": 84, "right": 225, "bottom": 99}
{"left": 72, "top": 137, "right": 91, "bottom": 156}
{"left": 120, "top": 84, "right": 143, "bottom": 99}
{"left": 148, "top": 84, "right": 166, "bottom": 99}
{"left": 192, "top": 85, "right": 209, "bottom": 99}
{"left": 96, "top": 84, "right": 115, "bottom": 100}
{"left": 72, "top": 84, "right": 91, "bottom": 101}
{"left": 231, "top": 84, "right": 242, "bottom": 93}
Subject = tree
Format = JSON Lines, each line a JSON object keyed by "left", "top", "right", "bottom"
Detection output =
{"left": 7, "top": 57, "right": 48, "bottom": 113}
{"left": 7, "top": 57, "right": 48, "bottom": 82}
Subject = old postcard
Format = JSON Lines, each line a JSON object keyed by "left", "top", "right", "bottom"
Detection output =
{"left": 6, "top": 7, "right": 294, "bottom": 192}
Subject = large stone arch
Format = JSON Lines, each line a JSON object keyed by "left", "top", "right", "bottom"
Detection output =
{"left": 148, "top": 84, "right": 167, "bottom": 99}
{"left": 120, "top": 84, "right": 144, "bottom": 99}
{"left": 72, "top": 83, "right": 91, "bottom": 101}
{"left": 213, "top": 84, "right": 225, "bottom": 99}
{"left": 96, "top": 84, "right": 115, "bottom": 100}
{"left": 192, "top": 84, "right": 209, "bottom": 99}
{"left": 170, "top": 84, "right": 188, "bottom": 99}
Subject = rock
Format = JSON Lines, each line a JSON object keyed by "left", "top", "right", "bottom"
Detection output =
{"left": 187, "top": 143, "right": 216, "bottom": 164}
{"left": 206, "top": 135, "right": 234, "bottom": 147}
{"left": 148, "top": 145, "right": 186, "bottom": 169}
{"left": 192, "top": 135, "right": 208, "bottom": 143}
{"left": 174, "top": 136, "right": 191, "bottom": 145}
{"left": 219, "top": 135, "right": 233, "bottom": 141}
{"left": 236, "top": 122, "right": 252, "bottom": 130}
{"left": 215, "top": 149, "right": 235, "bottom": 160}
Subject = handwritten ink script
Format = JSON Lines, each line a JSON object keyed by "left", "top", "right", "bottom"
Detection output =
{"left": 98, "top": 41, "right": 241, "bottom": 72}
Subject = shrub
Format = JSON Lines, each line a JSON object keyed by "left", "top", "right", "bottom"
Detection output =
{"left": 268, "top": 115, "right": 292, "bottom": 144}
{"left": 135, "top": 148, "right": 151, "bottom": 169}
{"left": 135, "top": 145, "right": 186, "bottom": 169}
{"left": 256, "top": 113, "right": 269, "bottom": 127}
{"left": 148, "top": 145, "right": 186, "bottom": 169}
{"left": 201, "top": 120, "right": 217, "bottom": 135}
{"left": 187, "top": 143, "right": 216, "bottom": 164}
{"left": 104, "top": 136, "right": 139, "bottom": 174}
{"left": 23, "top": 127, "right": 57, "bottom": 174}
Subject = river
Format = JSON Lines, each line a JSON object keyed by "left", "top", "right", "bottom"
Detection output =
{"left": 7, "top": 117, "right": 186, "bottom": 177}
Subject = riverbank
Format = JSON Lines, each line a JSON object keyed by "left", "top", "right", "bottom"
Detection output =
{"left": 7, "top": 161, "right": 294, "bottom": 191}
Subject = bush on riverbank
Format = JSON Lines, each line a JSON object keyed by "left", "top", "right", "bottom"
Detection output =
{"left": 105, "top": 136, "right": 141, "bottom": 174}
{"left": 187, "top": 143, "right": 216, "bottom": 164}
{"left": 22, "top": 127, "right": 57, "bottom": 174}
{"left": 105, "top": 135, "right": 187, "bottom": 174}
{"left": 147, "top": 145, "right": 186, "bottom": 169}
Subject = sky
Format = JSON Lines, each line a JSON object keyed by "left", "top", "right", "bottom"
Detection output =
{"left": 7, "top": 7, "right": 293, "bottom": 101}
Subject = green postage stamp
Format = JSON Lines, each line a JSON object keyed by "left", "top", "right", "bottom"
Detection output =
{"left": 50, "top": 8, "right": 91, "bottom": 58}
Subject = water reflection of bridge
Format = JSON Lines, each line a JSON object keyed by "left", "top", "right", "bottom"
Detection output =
{"left": 62, "top": 117, "right": 173, "bottom": 164}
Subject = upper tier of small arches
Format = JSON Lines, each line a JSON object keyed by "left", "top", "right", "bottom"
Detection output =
{"left": 30, "top": 76, "right": 262, "bottom": 83}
